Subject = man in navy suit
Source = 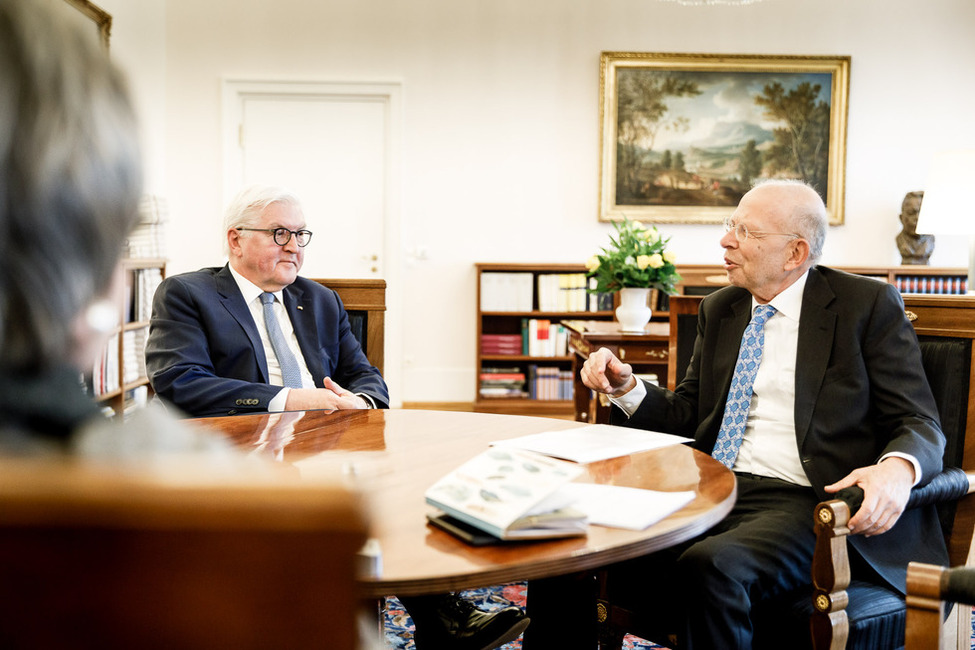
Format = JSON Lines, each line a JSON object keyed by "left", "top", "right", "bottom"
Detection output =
{"left": 146, "top": 185, "right": 529, "bottom": 650}
{"left": 146, "top": 186, "right": 388, "bottom": 417}
{"left": 527, "top": 180, "right": 947, "bottom": 649}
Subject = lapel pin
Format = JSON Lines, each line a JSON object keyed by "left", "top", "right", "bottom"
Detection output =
{"left": 297, "top": 306, "right": 303, "bottom": 310}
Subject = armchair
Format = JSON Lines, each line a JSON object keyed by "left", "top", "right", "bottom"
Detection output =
{"left": 312, "top": 278, "right": 386, "bottom": 374}
{"left": 804, "top": 296, "right": 975, "bottom": 650}
{"left": 595, "top": 294, "right": 975, "bottom": 650}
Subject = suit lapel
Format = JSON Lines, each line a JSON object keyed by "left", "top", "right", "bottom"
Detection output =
{"left": 283, "top": 283, "right": 323, "bottom": 384}
{"left": 215, "top": 265, "right": 270, "bottom": 382}
{"left": 794, "top": 268, "right": 836, "bottom": 449}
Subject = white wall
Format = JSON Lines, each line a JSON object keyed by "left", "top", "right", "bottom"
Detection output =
{"left": 99, "top": 0, "right": 167, "bottom": 196}
{"left": 109, "top": 0, "right": 975, "bottom": 405}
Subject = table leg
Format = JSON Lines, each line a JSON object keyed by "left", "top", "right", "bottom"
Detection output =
{"left": 524, "top": 573, "right": 597, "bottom": 649}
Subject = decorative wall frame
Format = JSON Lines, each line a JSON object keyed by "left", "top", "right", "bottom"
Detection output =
{"left": 598, "top": 52, "right": 850, "bottom": 225}
{"left": 62, "top": 0, "right": 112, "bottom": 49}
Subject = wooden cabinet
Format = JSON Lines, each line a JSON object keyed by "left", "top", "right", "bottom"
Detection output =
{"left": 475, "top": 263, "right": 616, "bottom": 418}
{"left": 564, "top": 320, "right": 670, "bottom": 423}
{"left": 92, "top": 258, "right": 166, "bottom": 418}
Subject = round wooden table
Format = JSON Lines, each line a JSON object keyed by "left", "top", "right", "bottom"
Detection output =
{"left": 193, "top": 408, "right": 736, "bottom": 598}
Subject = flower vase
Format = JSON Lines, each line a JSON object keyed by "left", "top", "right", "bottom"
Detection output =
{"left": 616, "top": 287, "right": 652, "bottom": 333}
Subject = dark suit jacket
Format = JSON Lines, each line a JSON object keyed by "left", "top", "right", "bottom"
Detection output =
{"left": 617, "top": 266, "right": 948, "bottom": 593}
{"left": 145, "top": 265, "right": 389, "bottom": 417}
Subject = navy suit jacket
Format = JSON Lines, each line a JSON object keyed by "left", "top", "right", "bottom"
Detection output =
{"left": 145, "top": 265, "right": 389, "bottom": 417}
{"left": 616, "top": 266, "right": 948, "bottom": 593}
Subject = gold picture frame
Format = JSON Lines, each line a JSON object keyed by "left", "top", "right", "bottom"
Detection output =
{"left": 598, "top": 52, "right": 850, "bottom": 225}
{"left": 63, "top": 0, "right": 112, "bottom": 49}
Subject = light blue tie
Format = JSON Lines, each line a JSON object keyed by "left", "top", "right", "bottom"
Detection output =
{"left": 259, "top": 292, "right": 303, "bottom": 389}
{"left": 712, "top": 304, "right": 777, "bottom": 469}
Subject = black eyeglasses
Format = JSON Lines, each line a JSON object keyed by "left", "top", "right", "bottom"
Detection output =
{"left": 723, "top": 217, "right": 799, "bottom": 242}
{"left": 236, "top": 227, "right": 313, "bottom": 247}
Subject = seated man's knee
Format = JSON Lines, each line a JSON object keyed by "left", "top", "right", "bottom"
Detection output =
{"left": 678, "top": 536, "right": 752, "bottom": 587}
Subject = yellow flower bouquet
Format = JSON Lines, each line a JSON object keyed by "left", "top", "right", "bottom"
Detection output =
{"left": 586, "top": 218, "right": 681, "bottom": 294}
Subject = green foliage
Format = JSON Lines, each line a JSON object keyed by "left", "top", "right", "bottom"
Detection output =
{"left": 586, "top": 218, "right": 681, "bottom": 294}
{"left": 615, "top": 71, "right": 703, "bottom": 199}
{"left": 739, "top": 139, "right": 762, "bottom": 187}
{"left": 755, "top": 81, "right": 830, "bottom": 191}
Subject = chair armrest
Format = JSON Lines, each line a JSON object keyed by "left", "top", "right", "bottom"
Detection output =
{"left": 810, "top": 499, "right": 854, "bottom": 650}
{"left": 810, "top": 469, "right": 975, "bottom": 650}
{"left": 905, "top": 562, "right": 975, "bottom": 649}
{"left": 828, "top": 467, "right": 972, "bottom": 518}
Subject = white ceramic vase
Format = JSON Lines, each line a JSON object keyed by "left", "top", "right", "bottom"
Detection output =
{"left": 615, "top": 287, "right": 652, "bottom": 333}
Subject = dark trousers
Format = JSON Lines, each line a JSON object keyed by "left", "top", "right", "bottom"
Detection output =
{"left": 524, "top": 474, "right": 819, "bottom": 650}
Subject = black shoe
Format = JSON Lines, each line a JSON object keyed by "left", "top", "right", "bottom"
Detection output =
{"left": 406, "top": 594, "right": 530, "bottom": 650}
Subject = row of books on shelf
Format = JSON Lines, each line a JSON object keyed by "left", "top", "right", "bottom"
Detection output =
{"left": 92, "top": 332, "right": 120, "bottom": 397}
{"left": 126, "top": 267, "right": 164, "bottom": 323}
{"left": 536, "top": 273, "right": 588, "bottom": 312}
{"left": 479, "top": 365, "right": 573, "bottom": 401}
{"left": 479, "top": 272, "right": 614, "bottom": 313}
{"left": 92, "top": 328, "right": 148, "bottom": 396}
{"left": 122, "top": 328, "right": 148, "bottom": 386}
{"left": 96, "top": 385, "right": 150, "bottom": 419}
{"left": 892, "top": 275, "right": 967, "bottom": 295}
{"left": 481, "top": 319, "right": 569, "bottom": 358}
{"left": 125, "top": 194, "right": 168, "bottom": 258}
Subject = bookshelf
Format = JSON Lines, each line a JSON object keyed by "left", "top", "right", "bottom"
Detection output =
{"left": 475, "top": 263, "right": 616, "bottom": 417}
{"left": 92, "top": 258, "right": 166, "bottom": 419}
{"left": 475, "top": 262, "right": 968, "bottom": 418}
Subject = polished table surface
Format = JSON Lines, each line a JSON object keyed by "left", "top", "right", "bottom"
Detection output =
{"left": 191, "top": 408, "right": 735, "bottom": 598}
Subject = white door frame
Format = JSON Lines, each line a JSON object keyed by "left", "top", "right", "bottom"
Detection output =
{"left": 222, "top": 79, "right": 403, "bottom": 405}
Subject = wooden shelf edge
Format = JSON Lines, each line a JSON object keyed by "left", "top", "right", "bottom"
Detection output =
{"left": 480, "top": 355, "right": 574, "bottom": 362}
{"left": 481, "top": 311, "right": 614, "bottom": 318}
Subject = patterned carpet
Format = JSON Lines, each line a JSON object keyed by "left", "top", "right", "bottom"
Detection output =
{"left": 384, "top": 582, "right": 975, "bottom": 649}
{"left": 383, "top": 582, "right": 662, "bottom": 650}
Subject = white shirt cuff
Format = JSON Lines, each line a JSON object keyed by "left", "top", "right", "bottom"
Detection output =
{"left": 608, "top": 378, "right": 648, "bottom": 418}
{"left": 268, "top": 388, "right": 289, "bottom": 412}
{"left": 356, "top": 393, "right": 377, "bottom": 409}
{"left": 880, "top": 451, "right": 922, "bottom": 487}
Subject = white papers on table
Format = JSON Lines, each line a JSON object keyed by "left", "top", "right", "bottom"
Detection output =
{"left": 491, "top": 424, "right": 691, "bottom": 464}
{"left": 559, "top": 483, "right": 696, "bottom": 530}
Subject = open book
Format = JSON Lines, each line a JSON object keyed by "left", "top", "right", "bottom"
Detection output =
{"left": 425, "top": 447, "right": 587, "bottom": 541}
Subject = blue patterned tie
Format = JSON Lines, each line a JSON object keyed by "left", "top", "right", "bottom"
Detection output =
{"left": 260, "top": 292, "right": 303, "bottom": 389}
{"left": 712, "top": 304, "right": 777, "bottom": 468}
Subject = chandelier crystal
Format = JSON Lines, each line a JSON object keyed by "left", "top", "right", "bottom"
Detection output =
{"left": 659, "top": 0, "right": 766, "bottom": 5}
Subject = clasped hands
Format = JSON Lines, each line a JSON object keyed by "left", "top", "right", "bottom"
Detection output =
{"left": 284, "top": 376, "right": 370, "bottom": 410}
{"left": 581, "top": 347, "right": 915, "bottom": 538}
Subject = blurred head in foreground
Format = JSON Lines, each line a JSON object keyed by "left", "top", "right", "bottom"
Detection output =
{"left": 0, "top": 0, "right": 142, "bottom": 373}
{"left": 0, "top": 0, "right": 142, "bottom": 438}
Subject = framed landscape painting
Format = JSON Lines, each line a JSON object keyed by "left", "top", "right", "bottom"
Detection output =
{"left": 598, "top": 52, "right": 850, "bottom": 225}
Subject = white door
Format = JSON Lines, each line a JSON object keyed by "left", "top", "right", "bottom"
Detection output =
{"left": 225, "top": 82, "right": 398, "bottom": 279}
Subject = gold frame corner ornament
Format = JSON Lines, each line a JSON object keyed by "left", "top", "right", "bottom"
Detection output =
{"left": 598, "top": 52, "right": 850, "bottom": 226}
{"left": 63, "top": 0, "right": 112, "bottom": 49}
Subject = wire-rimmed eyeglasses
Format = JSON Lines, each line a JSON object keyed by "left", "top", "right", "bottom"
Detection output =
{"left": 723, "top": 217, "right": 800, "bottom": 242}
{"left": 236, "top": 227, "right": 313, "bottom": 247}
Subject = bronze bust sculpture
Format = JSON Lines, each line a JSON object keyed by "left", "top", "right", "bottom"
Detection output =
{"left": 896, "top": 191, "right": 935, "bottom": 265}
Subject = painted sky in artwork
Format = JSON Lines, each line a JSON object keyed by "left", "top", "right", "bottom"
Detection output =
{"left": 647, "top": 71, "right": 833, "bottom": 152}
